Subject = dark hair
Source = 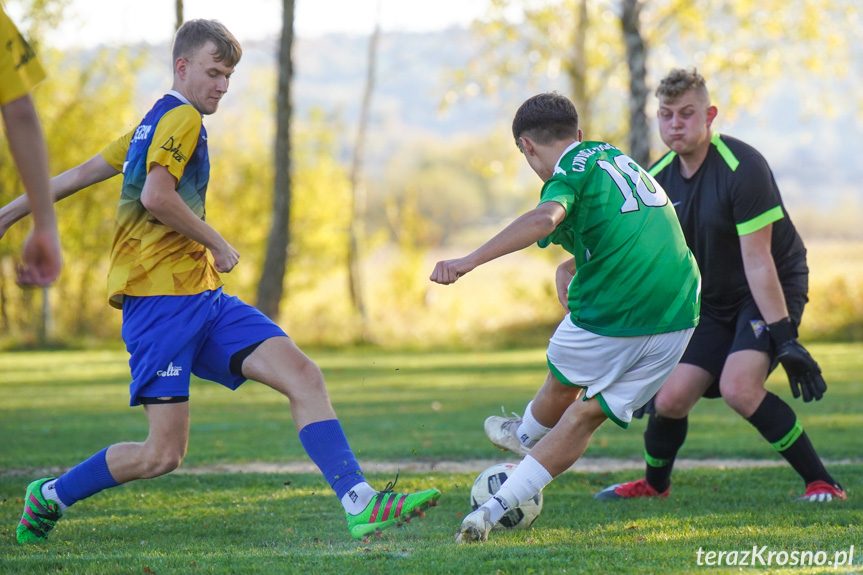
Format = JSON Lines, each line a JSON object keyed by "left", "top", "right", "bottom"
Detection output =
{"left": 511, "top": 92, "right": 579, "bottom": 149}
{"left": 172, "top": 19, "right": 242, "bottom": 68}
{"left": 655, "top": 68, "right": 709, "bottom": 104}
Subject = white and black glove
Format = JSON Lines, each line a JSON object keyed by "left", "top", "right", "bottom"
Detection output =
{"left": 767, "top": 317, "right": 827, "bottom": 402}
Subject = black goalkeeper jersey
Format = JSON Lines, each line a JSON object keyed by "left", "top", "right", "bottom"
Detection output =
{"left": 649, "top": 133, "right": 808, "bottom": 319}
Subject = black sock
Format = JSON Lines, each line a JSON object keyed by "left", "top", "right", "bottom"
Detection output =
{"left": 747, "top": 392, "right": 835, "bottom": 486}
{"left": 643, "top": 414, "right": 688, "bottom": 493}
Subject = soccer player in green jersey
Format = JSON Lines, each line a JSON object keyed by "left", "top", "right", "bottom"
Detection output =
{"left": 429, "top": 92, "right": 701, "bottom": 542}
{"left": 594, "top": 68, "right": 844, "bottom": 503}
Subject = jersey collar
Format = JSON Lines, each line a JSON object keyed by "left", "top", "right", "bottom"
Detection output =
{"left": 167, "top": 90, "right": 197, "bottom": 110}
{"left": 553, "top": 140, "right": 582, "bottom": 175}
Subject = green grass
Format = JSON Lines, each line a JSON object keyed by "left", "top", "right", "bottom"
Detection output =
{"left": 2, "top": 345, "right": 862, "bottom": 574}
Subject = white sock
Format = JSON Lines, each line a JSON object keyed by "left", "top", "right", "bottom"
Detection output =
{"left": 41, "top": 479, "right": 68, "bottom": 512}
{"left": 495, "top": 455, "right": 552, "bottom": 508}
{"left": 481, "top": 492, "right": 512, "bottom": 526}
{"left": 341, "top": 482, "right": 377, "bottom": 515}
{"left": 516, "top": 401, "right": 552, "bottom": 448}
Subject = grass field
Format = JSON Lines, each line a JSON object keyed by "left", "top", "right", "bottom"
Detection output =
{"left": 2, "top": 345, "right": 862, "bottom": 574}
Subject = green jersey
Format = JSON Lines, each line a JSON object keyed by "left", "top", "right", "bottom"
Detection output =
{"left": 538, "top": 141, "right": 700, "bottom": 336}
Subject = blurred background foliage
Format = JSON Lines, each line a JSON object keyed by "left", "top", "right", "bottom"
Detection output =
{"left": 1, "top": 0, "right": 861, "bottom": 349}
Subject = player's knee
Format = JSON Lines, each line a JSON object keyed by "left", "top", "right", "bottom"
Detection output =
{"left": 141, "top": 447, "right": 186, "bottom": 478}
{"left": 560, "top": 399, "right": 606, "bottom": 433}
{"left": 296, "top": 355, "right": 325, "bottom": 388}
{"left": 719, "top": 377, "right": 750, "bottom": 402}
{"left": 653, "top": 393, "right": 691, "bottom": 419}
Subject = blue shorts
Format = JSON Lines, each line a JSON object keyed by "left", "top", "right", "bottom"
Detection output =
{"left": 121, "top": 288, "right": 287, "bottom": 406}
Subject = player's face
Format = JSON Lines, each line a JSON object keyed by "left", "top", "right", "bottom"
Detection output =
{"left": 177, "top": 41, "right": 234, "bottom": 115}
{"left": 657, "top": 90, "right": 713, "bottom": 156}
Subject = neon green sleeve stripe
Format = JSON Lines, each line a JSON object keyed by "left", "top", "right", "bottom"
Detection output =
{"left": 711, "top": 132, "right": 739, "bottom": 171}
{"left": 649, "top": 151, "right": 676, "bottom": 176}
{"left": 736, "top": 205, "right": 785, "bottom": 235}
{"left": 772, "top": 419, "right": 803, "bottom": 452}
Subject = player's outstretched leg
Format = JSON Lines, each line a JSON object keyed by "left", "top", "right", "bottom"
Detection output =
{"left": 594, "top": 478, "right": 669, "bottom": 500}
{"left": 16, "top": 478, "right": 63, "bottom": 544}
{"left": 455, "top": 506, "right": 495, "bottom": 544}
{"left": 346, "top": 480, "right": 441, "bottom": 540}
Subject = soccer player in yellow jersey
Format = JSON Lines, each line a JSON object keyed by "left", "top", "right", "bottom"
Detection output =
{"left": 0, "top": 4, "right": 61, "bottom": 285}
{"left": 5, "top": 19, "right": 439, "bottom": 544}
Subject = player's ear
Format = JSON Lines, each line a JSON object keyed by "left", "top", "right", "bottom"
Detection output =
{"left": 174, "top": 57, "right": 188, "bottom": 80}
{"left": 577, "top": 128, "right": 583, "bottom": 143}
{"left": 520, "top": 137, "right": 536, "bottom": 156}
{"left": 706, "top": 105, "right": 718, "bottom": 127}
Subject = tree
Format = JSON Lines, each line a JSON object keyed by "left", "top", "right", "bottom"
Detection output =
{"left": 256, "top": 0, "right": 294, "bottom": 319}
{"left": 175, "top": 0, "right": 183, "bottom": 30}
{"left": 346, "top": 1, "right": 382, "bottom": 335}
{"left": 621, "top": 0, "right": 648, "bottom": 165}
{"left": 454, "top": 0, "right": 857, "bottom": 161}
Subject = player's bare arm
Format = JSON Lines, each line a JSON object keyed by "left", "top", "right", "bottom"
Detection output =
{"left": 1, "top": 96, "right": 54, "bottom": 234}
{"left": 739, "top": 224, "right": 788, "bottom": 323}
{"left": 0, "top": 155, "right": 120, "bottom": 239}
{"left": 140, "top": 163, "right": 239, "bottom": 273}
{"left": 741, "top": 223, "right": 827, "bottom": 401}
{"left": 555, "top": 258, "right": 575, "bottom": 312}
{"left": 2, "top": 95, "right": 61, "bottom": 286}
{"left": 430, "top": 201, "right": 565, "bottom": 285}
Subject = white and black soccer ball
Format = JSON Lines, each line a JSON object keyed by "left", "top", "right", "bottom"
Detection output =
{"left": 470, "top": 462, "right": 543, "bottom": 530}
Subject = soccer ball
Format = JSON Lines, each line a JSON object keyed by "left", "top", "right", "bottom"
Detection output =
{"left": 470, "top": 462, "right": 543, "bottom": 530}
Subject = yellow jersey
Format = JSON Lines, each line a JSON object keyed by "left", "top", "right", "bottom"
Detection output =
{"left": 100, "top": 91, "right": 222, "bottom": 308}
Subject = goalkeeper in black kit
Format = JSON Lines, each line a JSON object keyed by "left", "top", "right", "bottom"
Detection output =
{"left": 594, "top": 68, "right": 843, "bottom": 502}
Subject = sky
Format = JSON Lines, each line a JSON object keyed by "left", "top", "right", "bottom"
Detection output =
{"left": 41, "top": 0, "right": 491, "bottom": 48}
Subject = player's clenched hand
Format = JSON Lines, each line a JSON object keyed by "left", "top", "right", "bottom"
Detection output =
{"left": 430, "top": 257, "right": 473, "bottom": 285}
{"left": 211, "top": 240, "right": 240, "bottom": 273}
{"left": 17, "top": 228, "right": 62, "bottom": 287}
{"left": 555, "top": 258, "right": 575, "bottom": 313}
{"left": 768, "top": 317, "right": 827, "bottom": 402}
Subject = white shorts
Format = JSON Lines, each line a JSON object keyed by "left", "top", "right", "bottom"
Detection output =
{"left": 546, "top": 316, "right": 694, "bottom": 429}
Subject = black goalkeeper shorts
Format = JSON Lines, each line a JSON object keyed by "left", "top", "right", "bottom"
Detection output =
{"left": 681, "top": 293, "right": 807, "bottom": 398}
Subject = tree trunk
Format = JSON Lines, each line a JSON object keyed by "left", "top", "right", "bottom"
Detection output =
{"left": 568, "top": 0, "right": 590, "bottom": 135}
{"left": 38, "top": 287, "right": 52, "bottom": 346}
{"left": 175, "top": 0, "right": 183, "bottom": 30}
{"left": 347, "top": 5, "right": 381, "bottom": 335}
{"left": 256, "top": 0, "right": 294, "bottom": 319}
{"left": 621, "top": 0, "right": 650, "bottom": 166}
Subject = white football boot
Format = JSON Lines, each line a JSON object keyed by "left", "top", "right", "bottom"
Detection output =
{"left": 484, "top": 411, "right": 532, "bottom": 457}
{"left": 455, "top": 507, "right": 495, "bottom": 543}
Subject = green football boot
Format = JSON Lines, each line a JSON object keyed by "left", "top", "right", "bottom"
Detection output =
{"left": 16, "top": 478, "right": 63, "bottom": 544}
{"left": 347, "top": 477, "right": 441, "bottom": 540}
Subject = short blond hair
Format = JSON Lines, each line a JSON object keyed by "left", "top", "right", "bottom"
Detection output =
{"left": 656, "top": 68, "right": 709, "bottom": 105}
{"left": 172, "top": 19, "right": 242, "bottom": 68}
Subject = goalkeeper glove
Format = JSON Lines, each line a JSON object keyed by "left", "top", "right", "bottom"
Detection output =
{"left": 767, "top": 317, "right": 827, "bottom": 402}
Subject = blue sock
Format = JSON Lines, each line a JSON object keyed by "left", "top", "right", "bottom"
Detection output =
{"left": 55, "top": 448, "right": 120, "bottom": 507}
{"left": 298, "top": 419, "right": 365, "bottom": 499}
